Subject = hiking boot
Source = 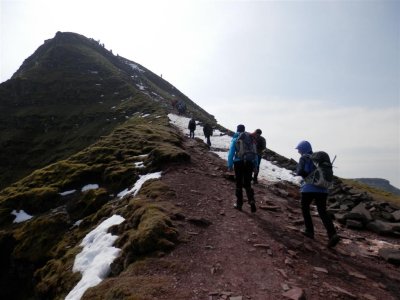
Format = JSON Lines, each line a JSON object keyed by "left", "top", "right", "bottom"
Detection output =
{"left": 327, "top": 234, "right": 340, "bottom": 248}
{"left": 250, "top": 202, "right": 257, "bottom": 213}
{"left": 233, "top": 203, "right": 242, "bottom": 211}
{"left": 300, "top": 229, "right": 314, "bottom": 239}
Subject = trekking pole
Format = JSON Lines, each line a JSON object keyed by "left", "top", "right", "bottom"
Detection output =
{"left": 331, "top": 155, "right": 337, "bottom": 165}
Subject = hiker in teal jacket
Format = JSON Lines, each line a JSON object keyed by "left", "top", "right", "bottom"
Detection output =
{"left": 228, "top": 124, "right": 257, "bottom": 213}
{"left": 295, "top": 140, "right": 340, "bottom": 248}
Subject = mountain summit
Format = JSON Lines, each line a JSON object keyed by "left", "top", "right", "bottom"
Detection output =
{"left": 0, "top": 31, "right": 215, "bottom": 190}
{"left": 0, "top": 32, "right": 399, "bottom": 299}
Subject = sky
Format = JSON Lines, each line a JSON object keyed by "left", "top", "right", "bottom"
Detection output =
{"left": 1, "top": 0, "right": 399, "bottom": 187}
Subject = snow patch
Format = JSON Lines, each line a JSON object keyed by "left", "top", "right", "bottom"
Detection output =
{"left": 134, "top": 161, "right": 145, "bottom": 168}
{"left": 81, "top": 184, "right": 99, "bottom": 192}
{"left": 136, "top": 84, "right": 145, "bottom": 90}
{"left": 11, "top": 210, "right": 33, "bottom": 223}
{"left": 118, "top": 172, "right": 162, "bottom": 198}
{"left": 59, "top": 190, "right": 77, "bottom": 196}
{"left": 65, "top": 215, "right": 125, "bottom": 300}
{"left": 128, "top": 63, "right": 145, "bottom": 73}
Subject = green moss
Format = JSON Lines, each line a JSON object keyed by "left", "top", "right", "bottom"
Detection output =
{"left": 2, "top": 187, "right": 60, "bottom": 215}
{"left": 105, "top": 199, "right": 179, "bottom": 271}
{"left": 67, "top": 188, "right": 110, "bottom": 220}
{"left": 102, "top": 164, "right": 138, "bottom": 192}
{"left": 34, "top": 248, "right": 82, "bottom": 299}
{"left": 81, "top": 256, "right": 191, "bottom": 299}
{"left": 138, "top": 180, "right": 175, "bottom": 199}
{"left": 13, "top": 212, "right": 70, "bottom": 263}
{"left": 83, "top": 275, "right": 175, "bottom": 300}
{"left": 148, "top": 143, "right": 190, "bottom": 167}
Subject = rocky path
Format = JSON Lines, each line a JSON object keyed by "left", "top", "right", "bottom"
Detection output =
{"left": 151, "top": 137, "right": 400, "bottom": 299}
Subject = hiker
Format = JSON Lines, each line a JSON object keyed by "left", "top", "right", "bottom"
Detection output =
{"left": 176, "top": 100, "right": 186, "bottom": 115}
{"left": 227, "top": 124, "right": 258, "bottom": 213}
{"left": 203, "top": 123, "right": 213, "bottom": 146}
{"left": 252, "top": 129, "right": 266, "bottom": 184}
{"left": 295, "top": 140, "right": 340, "bottom": 248}
{"left": 188, "top": 118, "right": 196, "bottom": 139}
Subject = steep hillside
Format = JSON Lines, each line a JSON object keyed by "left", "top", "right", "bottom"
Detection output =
{"left": 0, "top": 31, "right": 217, "bottom": 190}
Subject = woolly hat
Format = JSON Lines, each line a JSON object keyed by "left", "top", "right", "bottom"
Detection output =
{"left": 237, "top": 124, "right": 245, "bottom": 133}
{"left": 255, "top": 129, "right": 262, "bottom": 135}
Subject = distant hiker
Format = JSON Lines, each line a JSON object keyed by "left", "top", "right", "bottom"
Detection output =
{"left": 203, "top": 123, "right": 213, "bottom": 146}
{"left": 295, "top": 140, "right": 340, "bottom": 248}
{"left": 227, "top": 124, "right": 258, "bottom": 213}
{"left": 188, "top": 118, "right": 196, "bottom": 139}
{"left": 176, "top": 100, "right": 186, "bottom": 115}
{"left": 252, "top": 129, "right": 266, "bottom": 184}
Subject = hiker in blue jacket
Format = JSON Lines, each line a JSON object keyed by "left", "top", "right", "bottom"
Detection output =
{"left": 295, "top": 140, "right": 340, "bottom": 248}
{"left": 228, "top": 124, "right": 258, "bottom": 213}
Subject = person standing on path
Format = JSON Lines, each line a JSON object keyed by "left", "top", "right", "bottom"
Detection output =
{"left": 227, "top": 124, "right": 257, "bottom": 213}
{"left": 295, "top": 140, "right": 340, "bottom": 248}
{"left": 252, "top": 128, "right": 266, "bottom": 184}
{"left": 203, "top": 123, "right": 213, "bottom": 146}
{"left": 188, "top": 118, "right": 196, "bottom": 139}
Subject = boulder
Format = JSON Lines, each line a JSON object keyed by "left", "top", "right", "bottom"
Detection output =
{"left": 378, "top": 248, "right": 400, "bottom": 265}
{"left": 282, "top": 287, "right": 306, "bottom": 300}
{"left": 345, "top": 203, "right": 373, "bottom": 224}
{"left": 334, "top": 213, "right": 347, "bottom": 224}
{"left": 391, "top": 210, "right": 400, "bottom": 222}
{"left": 366, "top": 220, "right": 400, "bottom": 236}
{"left": 346, "top": 219, "right": 364, "bottom": 229}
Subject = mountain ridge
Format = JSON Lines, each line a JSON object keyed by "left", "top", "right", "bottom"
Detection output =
{"left": 0, "top": 31, "right": 218, "bottom": 190}
{"left": 353, "top": 178, "right": 400, "bottom": 196}
{"left": 0, "top": 31, "right": 399, "bottom": 299}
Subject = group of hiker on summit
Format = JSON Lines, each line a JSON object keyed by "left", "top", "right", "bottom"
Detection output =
{"left": 187, "top": 118, "right": 340, "bottom": 248}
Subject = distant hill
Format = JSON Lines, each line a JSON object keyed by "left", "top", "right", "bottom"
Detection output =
{"left": 354, "top": 178, "right": 400, "bottom": 196}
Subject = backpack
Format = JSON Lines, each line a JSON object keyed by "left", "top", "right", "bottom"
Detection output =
{"left": 255, "top": 135, "right": 266, "bottom": 153}
{"left": 235, "top": 132, "right": 257, "bottom": 163}
{"left": 203, "top": 124, "right": 213, "bottom": 137}
{"left": 305, "top": 151, "right": 335, "bottom": 188}
{"left": 188, "top": 119, "right": 196, "bottom": 130}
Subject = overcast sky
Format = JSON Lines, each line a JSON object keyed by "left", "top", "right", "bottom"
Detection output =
{"left": 1, "top": 0, "right": 399, "bottom": 188}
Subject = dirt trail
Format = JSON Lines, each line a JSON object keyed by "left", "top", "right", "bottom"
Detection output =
{"left": 153, "top": 137, "right": 400, "bottom": 299}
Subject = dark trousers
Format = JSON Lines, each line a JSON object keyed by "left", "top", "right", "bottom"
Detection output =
{"left": 189, "top": 130, "right": 195, "bottom": 138}
{"left": 301, "top": 192, "right": 336, "bottom": 238}
{"left": 253, "top": 154, "right": 262, "bottom": 180}
{"left": 234, "top": 161, "right": 255, "bottom": 206}
{"left": 206, "top": 135, "right": 211, "bottom": 146}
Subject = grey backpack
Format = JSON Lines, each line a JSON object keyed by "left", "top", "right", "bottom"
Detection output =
{"left": 235, "top": 132, "right": 257, "bottom": 163}
{"left": 305, "top": 151, "right": 336, "bottom": 188}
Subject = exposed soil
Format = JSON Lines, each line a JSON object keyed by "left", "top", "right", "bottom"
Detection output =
{"left": 135, "top": 136, "right": 400, "bottom": 299}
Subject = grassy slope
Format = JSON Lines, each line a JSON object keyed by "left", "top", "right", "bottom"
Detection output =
{"left": 0, "top": 113, "right": 190, "bottom": 299}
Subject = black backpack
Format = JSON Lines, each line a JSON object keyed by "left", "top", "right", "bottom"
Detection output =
{"left": 235, "top": 132, "right": 257, "bottom": 163}
{"left": 188, "top": 119, "right": 196, "bottom": 130}
{"left": 305, "top": 151, "right": 335, "bottom": 188}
